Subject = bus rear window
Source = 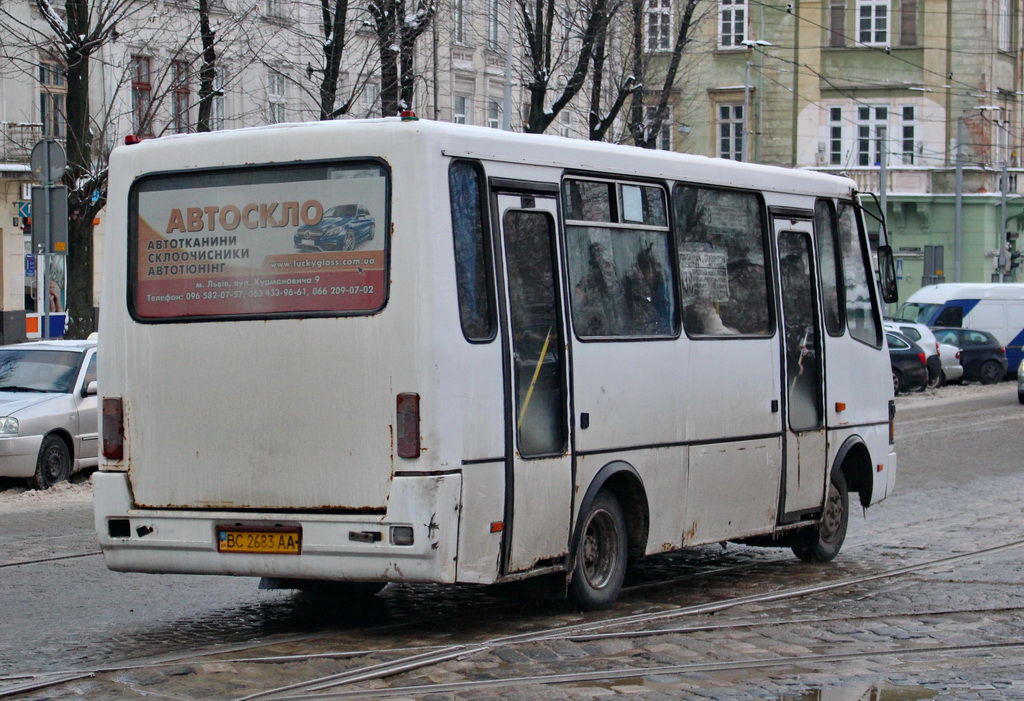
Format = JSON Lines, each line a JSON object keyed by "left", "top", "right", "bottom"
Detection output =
{"left": 129, "top": 161, "right": 390, "bottom": 321}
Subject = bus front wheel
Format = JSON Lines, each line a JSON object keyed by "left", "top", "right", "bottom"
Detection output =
{"left": 791, "top": 469, "right": 849, "bottom": 563}
{"left": 570, "top": 491, "right": 627, "bottom": 610}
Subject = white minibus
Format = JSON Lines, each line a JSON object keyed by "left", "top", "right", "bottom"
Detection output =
{"left": 899, "top": 283, "right": 1024, "bottom": 373}
{"left": 95, "top": 118, "right": 898, "bottom": 609}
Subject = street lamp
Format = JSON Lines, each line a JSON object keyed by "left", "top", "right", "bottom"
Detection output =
{"left": 740, "top": 40, "right": 771, "bottom": 162}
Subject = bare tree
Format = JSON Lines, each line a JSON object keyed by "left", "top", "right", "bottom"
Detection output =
{"left": 195, "top": 0, "right": 218, "bottom": 131}
{"left": 5, "top": 0, "right": 156, "bottom": 338}
{"left": 625, "top": 0, "right": 704, "bottom": 148}
{"left": 517, "top": 0, "right": 611, "bottom": 134}
{"left": 367, "top": 0, "right": 434, "bottom": 116}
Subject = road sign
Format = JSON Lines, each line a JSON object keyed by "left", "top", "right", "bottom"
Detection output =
{"left": 30, "top": 139, "right": 67, "bottom": 185}
{"left": 31, "top": 184, "right": 68, "bottom": 254}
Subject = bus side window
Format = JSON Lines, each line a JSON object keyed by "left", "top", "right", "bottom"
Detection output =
{"left": 672, "top": 185, "right": 771, "bottom": 337}
{"left": 813, "top": 199, "right": 845, "bottom": 336}
{"left": 837, "top": 202, "right": 881, "bottom": 347}
{"left": 563, "top": 179, "right": 677, "bottom": 338}
{"left": 449, "top": 160, "right": 496, "bottom": 341}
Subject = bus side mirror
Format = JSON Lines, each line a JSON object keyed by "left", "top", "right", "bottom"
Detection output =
{"left": 877, "top": 245, "right": 898, "bottom": 304}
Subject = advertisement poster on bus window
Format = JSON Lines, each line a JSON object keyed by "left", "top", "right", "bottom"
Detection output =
{"left": 133, "top": 164, "right": 387, "bottom": 319}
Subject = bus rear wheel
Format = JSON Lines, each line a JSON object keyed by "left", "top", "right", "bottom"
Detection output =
{"left": 791, "top": 469, "right": 848, "bottom": 563}
{"left": 570, "top": 491, "right": 627, "bottom": 610}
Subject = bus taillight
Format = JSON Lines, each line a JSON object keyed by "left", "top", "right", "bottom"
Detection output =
{"left": 396, "top": 393, "right": 420, "bottom": 459}
{"left": 103, "top": 397, "right": 124, "bottom": 460}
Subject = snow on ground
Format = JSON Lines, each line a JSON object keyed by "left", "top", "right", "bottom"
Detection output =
{"left": 0, "top": 473, "right": 94, "bottom": 514}
{"left": 0, "top": 382, "right": 1014, "bottom": 514}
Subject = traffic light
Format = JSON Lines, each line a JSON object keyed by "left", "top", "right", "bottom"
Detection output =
{"left": 21, "top": 217, "right": 31, "bottom": 236}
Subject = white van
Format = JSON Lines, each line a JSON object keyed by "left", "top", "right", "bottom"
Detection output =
{"left": 898, "top": 283, "right": 1024, "bottom": 375}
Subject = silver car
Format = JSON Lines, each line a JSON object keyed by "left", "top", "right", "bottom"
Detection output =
{"left": 0, "top": 340, "right": 98, "bottom": 489}
{"left": 1018, "top": 359, "right": 1024, "bottom": 405}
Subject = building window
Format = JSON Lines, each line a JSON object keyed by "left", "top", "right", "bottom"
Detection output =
{"left": 171, "top": 60, "right": 190, "bottom": 134}
{"left": 455, "top": 0, "right": 466, "bottom": 44}
{"left": 900, "top": 105, "right": 915, "bottom": 165}
{"left": 719, "top": 0, "right": 747, "bottom": 49}
{"left": 265, "top": 0, "right": 286, "bottom": 19}
{"left": 487, "top": 101, "right": 501, "bottom": 129}
{"left": 999, "top": 0, "right": 1013, "bottom": 52}
{"left": 718, "top": 103, "right": 744, "bottom": 160}
{"left": 487, "top": 0, "right": 500, "bottom": 49}
{"left": 647, "top": 105, "right": 672, "bottom": 151}
{"left": 829, "top": 106, "right": 844, "bottom": 165}
{"left": 454, "top": 95, "right": 470, "bottom": 124}
{"left": 857, "top": 105, "right": 887, "bottom": 166}
{"left": 131, "top": 55, "right": 153, "bottom": 136}
{"left": 560, "top": 110, "right": 574, "bottom": 138}
{"left": 899, "top": 0, "right": 917, "bottom": 46}
{"left": 211, "top": 68, "right": 225, "bottom": 131}
{"left": 857, "top": 0, "right": 888, "bottom": 46}
{"left": 268, "top": 68, "right": 286, "bottom": 123}
{"left": 647, "top": 0, "right": 672, "bottom": 51}
{"left": 829, "top": 2, "right": 846, "bottom": 47}
{"left": 39, "top": 61, "right": 66, "bottom": 138}
{"left": 361, "top": 82, "right": 379, "bottom": 117}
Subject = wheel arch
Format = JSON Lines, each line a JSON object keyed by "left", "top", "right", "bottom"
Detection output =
{"left": 43, "top": 428, "right": 75, "bottom": 459}
{"left": 833, "top": 435, "right": 872, "bottom": 509}
{"left": 573, "top": 461, "right": 650, "bottom": 564}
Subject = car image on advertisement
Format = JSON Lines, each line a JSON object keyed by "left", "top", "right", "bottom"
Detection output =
{"left": 293, "top": 204, "right": 375, "bottom": 252}
{"left": 0, "top": 340, "right": 98, "bottom": 489}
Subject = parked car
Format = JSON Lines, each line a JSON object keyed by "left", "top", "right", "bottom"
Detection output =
{"left": 884, "top": 320, "right": 944, "bottom": 387}
{"left": 293, "top": 203, "right": 375, "bottom": 251}
{"left": 930, "top": 327, "right": 1008, "bottom": 384}
{"left": 1018, "top": 359, "right": 1024, "bottom": 405}
{"left": 0, "top": 340, "right": 97, "bottom": 489}
{"left": 886, "top": 330, "right": 929, "bottom": 394}
{"left": 936, "top": 341, "right": 964, "bottom": 385}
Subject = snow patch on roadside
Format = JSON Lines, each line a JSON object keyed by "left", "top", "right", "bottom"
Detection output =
{"left": 0, "top": 475, "right": 93, "bottom": 514}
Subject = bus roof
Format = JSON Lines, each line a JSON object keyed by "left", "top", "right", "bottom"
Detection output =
{"left": 116, "top": 117, "right": 857, "bottom": 200}
{"left": 907, "top": 283, "right": 1024, "bottom": 303}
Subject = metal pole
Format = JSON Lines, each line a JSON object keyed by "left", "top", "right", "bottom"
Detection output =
{"left": 502, "top": 0, "right": 513, "bottom": 130}
{"left": 879, "top": 131, "right": 887, "bottom": 230}
{"left": 41, "top": 142, "right": 51, "bottom": 340}
{"left": 1000, "top": 159, "right": 1008, "bottom": 282}
{"left": 743, "top": 60, "right": 751, "bottom": 162}
{"left": 955, "top": 117, "right": 963, "bottom": 282}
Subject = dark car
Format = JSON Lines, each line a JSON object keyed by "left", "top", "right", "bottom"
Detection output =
{"left": 293, "top": 204, "right": 375, "bottom": 251}
{"left": 887, "top": 330, "right": 929, "bottom": 394}
{"left": 929, "top": 327, "right": 1008, "bottom": 384}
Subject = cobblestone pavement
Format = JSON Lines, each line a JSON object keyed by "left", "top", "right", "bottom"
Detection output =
{"left": 2, "top": 384, "right": 1023, "bottom": 700}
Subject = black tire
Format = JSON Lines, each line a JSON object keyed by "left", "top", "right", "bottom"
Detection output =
{"left": 343, "top": 229, "right": 356, "bottom": 251}
{"left": 891, "top": 369, "right": 902, "bottom": 395}
{"left": 570, "top": 491, "right": 627, "bottom": 610}
{"left": 1018, "top": 390, "right": 1024, "bottom": 405}
{"left": 32, "top": 434, "right": 71, "bottom": 490}
{"left": 928, "top": 369, "right": 944, "bottom": 389}
{"left": 791, "top": 469, "right": 849, "bottom": 563}
{"left": 979, "top": 360, "right": 1002, "bottom": 385}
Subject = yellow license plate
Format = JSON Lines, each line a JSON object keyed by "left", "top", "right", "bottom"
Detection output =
{"left": 217, "top": 527, "right": 301, "bottom": 554}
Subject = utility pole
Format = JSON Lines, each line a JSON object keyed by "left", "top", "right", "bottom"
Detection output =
{"left": 954, "top": 117, "right": 963, "bottom": 282}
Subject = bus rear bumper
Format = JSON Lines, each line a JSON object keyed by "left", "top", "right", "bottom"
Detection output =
{"left": 93, "top": 471, "right": 461, "bottom": 584}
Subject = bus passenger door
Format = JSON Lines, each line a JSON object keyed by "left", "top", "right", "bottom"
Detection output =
{"left": 775, "top": 220, "right": 828, "bottom": 517}
{"left": 493, "top": 189, "right": 573, "bottom": 574}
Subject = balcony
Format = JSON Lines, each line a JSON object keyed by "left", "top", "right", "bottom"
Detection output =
{"left": 1, "top": 123, "right": 43, "bottom": 165}
{"left": 807, "top": 165, "right": 1024, "bottom": 197}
